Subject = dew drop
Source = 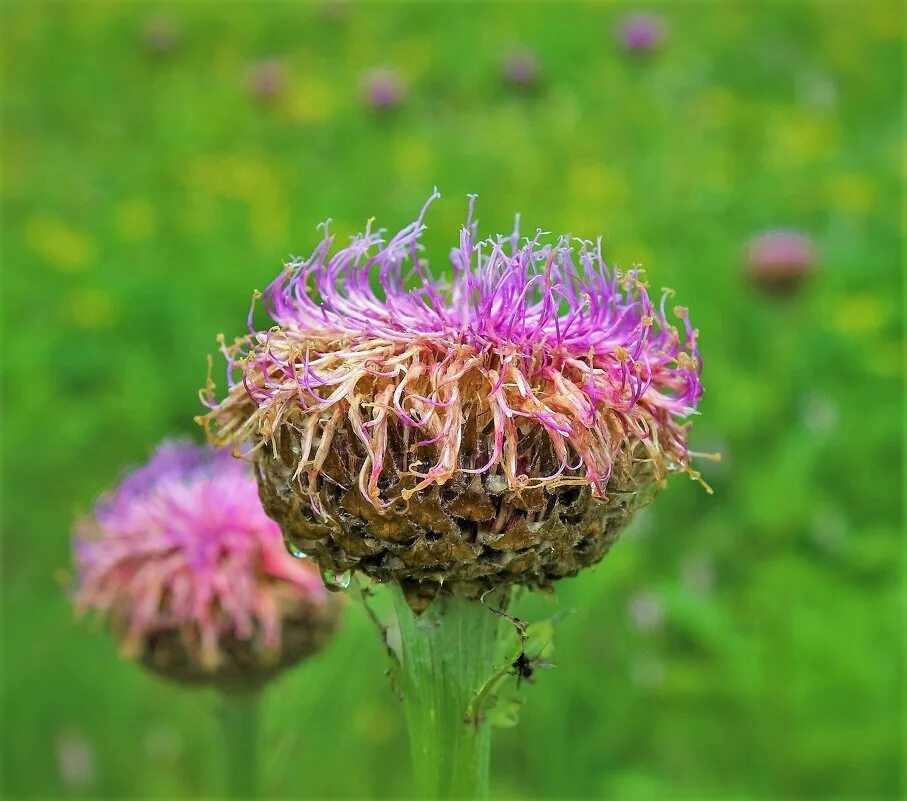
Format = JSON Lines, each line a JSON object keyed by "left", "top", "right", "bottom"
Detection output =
{"left": 285, "top": 541, "right": 308, "bottom": 559}
{"left": 320, "top": 567, "right": 352, "bottom": 592}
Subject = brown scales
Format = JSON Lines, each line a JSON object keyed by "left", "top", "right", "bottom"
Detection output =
{"left": 136, "top": 592, "right": 343, "bottom": 694}
{"left": 256, "top": 417, "right": 659, "bottom": 613}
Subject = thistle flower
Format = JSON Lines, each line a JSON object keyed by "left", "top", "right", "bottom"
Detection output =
{"left": 201, "top": 192, "right": 705, "bottom": 611}
{"left": 745, "top": 230, "right": 818, "bottom": 294}
{"left": 361, "top": 67, "right": 405, "bottom": 111}
{"left": 617, "top": 12, "right": 666, "bottom": 54}
{"left": 73, "top": 440, "right": 341, "bottom": 693}
{"left": 501, "top": 48, "right": 542, "bottom": 90}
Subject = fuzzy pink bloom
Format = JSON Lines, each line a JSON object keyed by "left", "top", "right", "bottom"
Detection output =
{"left": 617, "top": 12, "right": 666, "bottom": 54}
{"left": 73, "top": 441, "right": 337, "bottom": 688}
{"left": 501, "top": 48, "right": 542, "bottom": 89}
{"left": 361, "top": 67, "right": 405, "bottom": 111}
{"left": 745, "top": 230, "right": 817, "bottom": 293}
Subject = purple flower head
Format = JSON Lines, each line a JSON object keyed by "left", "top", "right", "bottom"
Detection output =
{"left": 203, "top": 191, "right": 704, "bottom": 503}
{"left": 201, "top": 193, "right": 707, "bottom": 607}
{"left": 361, "top": 67, "right": 405, "bottom": 111}
{"left": 501, "top": 48, "right": 542, "bottom": 89}
{"left": 73, "top": 441, "right": 339, "bottom": 689}
{"left": 745, "top": 230, "right": 817, "bottom": 294}
{"left": 617, "top": 12, "right": 666, "bottom": 54}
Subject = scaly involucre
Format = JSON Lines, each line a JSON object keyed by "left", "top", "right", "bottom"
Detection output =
{"left": 73, "top": 441, "right": 328, "bottom": 671}
{"left": 202, "top": 192, "right": 704, "bottom": 513}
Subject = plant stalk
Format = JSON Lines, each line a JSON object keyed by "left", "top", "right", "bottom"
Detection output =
{"left": 219, "top": 690, "right": 261, "bottom": 799}
{"left": 392, "top": 587, "right": 507, "bottom": 800}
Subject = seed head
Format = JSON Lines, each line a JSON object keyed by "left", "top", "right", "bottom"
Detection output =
{"left": 200, "top": 193, "right": 705, "bottom": 611}
{"left": 72, "top": 440, "right": 341, "bottom": 693}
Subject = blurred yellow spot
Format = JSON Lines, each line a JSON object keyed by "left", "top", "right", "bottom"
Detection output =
{"left": 692, "top": 86, "right": 737, "bottom": 128}
{"left": 68, "top": 289, "right": 116, "bottom": 329}
{"left": 867, "top": 0, "right": 902, "bottom": 40}
{"left": 288, "top": 77, "right": 335, "bottom": 124}
{"left": 828, "top": 172, "right": 875, "bottom": 215}
{"left": 115, "top": 198, "right": 156, "bottom": 242}
{"left": 183, "top": 154, "right": 288, "bottom": 247}
{"left": 567, "top": 162, "right": 628, "bottom": 208}
{"left": 393, "top": 134, "right": 434, "bottom": 180}
{"left": 769, "top": 111, "right": 837, "bottom": 166}
{"left": 24, "top": 215, "right": 96, "bottom": 272}
{"left": 835, "top": 294, "right": 884, "bottom": 334}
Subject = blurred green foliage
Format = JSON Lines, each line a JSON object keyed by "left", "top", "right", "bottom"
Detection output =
{"left": 1, "top": 1, "right": 902, "bottom": 798}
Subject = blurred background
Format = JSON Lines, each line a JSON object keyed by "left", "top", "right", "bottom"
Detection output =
{"left": 1, "top": 1, "right": 902, "bottom": 798}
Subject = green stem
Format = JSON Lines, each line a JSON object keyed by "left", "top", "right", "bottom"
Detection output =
{"left": 219, "top": 691, "right": 260, "bottom": 799}
{"left": 391, "top": 587, "right": 507, "bottom": 800}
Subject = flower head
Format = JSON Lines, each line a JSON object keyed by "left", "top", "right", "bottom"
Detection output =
{"left": 361, "top": 68, "right": 405, "bottom": 111}
{"left": 73, "top": 440, "right": 341, "bottom": 692}
{"left": 617, "top": 12, "right": 666, "bottom": 54}
{"left": 201, "top": 193, "right": 705, "bottom": 610}
{"left": 745, "top": 230, "right": 817, "bottom": 294}
{"left": 501, "top": 48, "right": 542, "bottom": 90}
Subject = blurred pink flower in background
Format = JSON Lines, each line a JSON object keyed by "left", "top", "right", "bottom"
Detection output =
{"left": 501, "top": 47, "right": 542, "bottom": 90}
{"left": 361, "top": 67, "right": 405, "bottom": 111}
{"left": 72, "top": 441, "right": 341, "bottom": 693}
{"left": 745, "top": 230, "right": 818, "bottom": 294}
{"left": 247, "top": 58, "right": 286, "bottom": 101}
{"left": 617, "top": 12, "right": 667, "bottom": 54}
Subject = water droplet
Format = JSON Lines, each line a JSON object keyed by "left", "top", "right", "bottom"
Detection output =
{"left": 285, "top": 540, "right": 308, "bottom": 559}
{"left": 320, "top": 567, "right": 352, "bottom": 592}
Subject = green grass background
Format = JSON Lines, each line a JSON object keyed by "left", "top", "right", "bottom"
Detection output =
{"left": 1, "top": 1, "right": 902, "bottom": 798}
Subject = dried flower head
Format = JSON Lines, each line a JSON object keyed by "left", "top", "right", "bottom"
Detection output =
{"left": 201, "top": 192, "right": 705, "bottom": 611}
{"left": 73, "top": 441, "right": 341, "bottom": 693}
{"left": 745, "top": 230, "right": 818, "bottom": 294}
